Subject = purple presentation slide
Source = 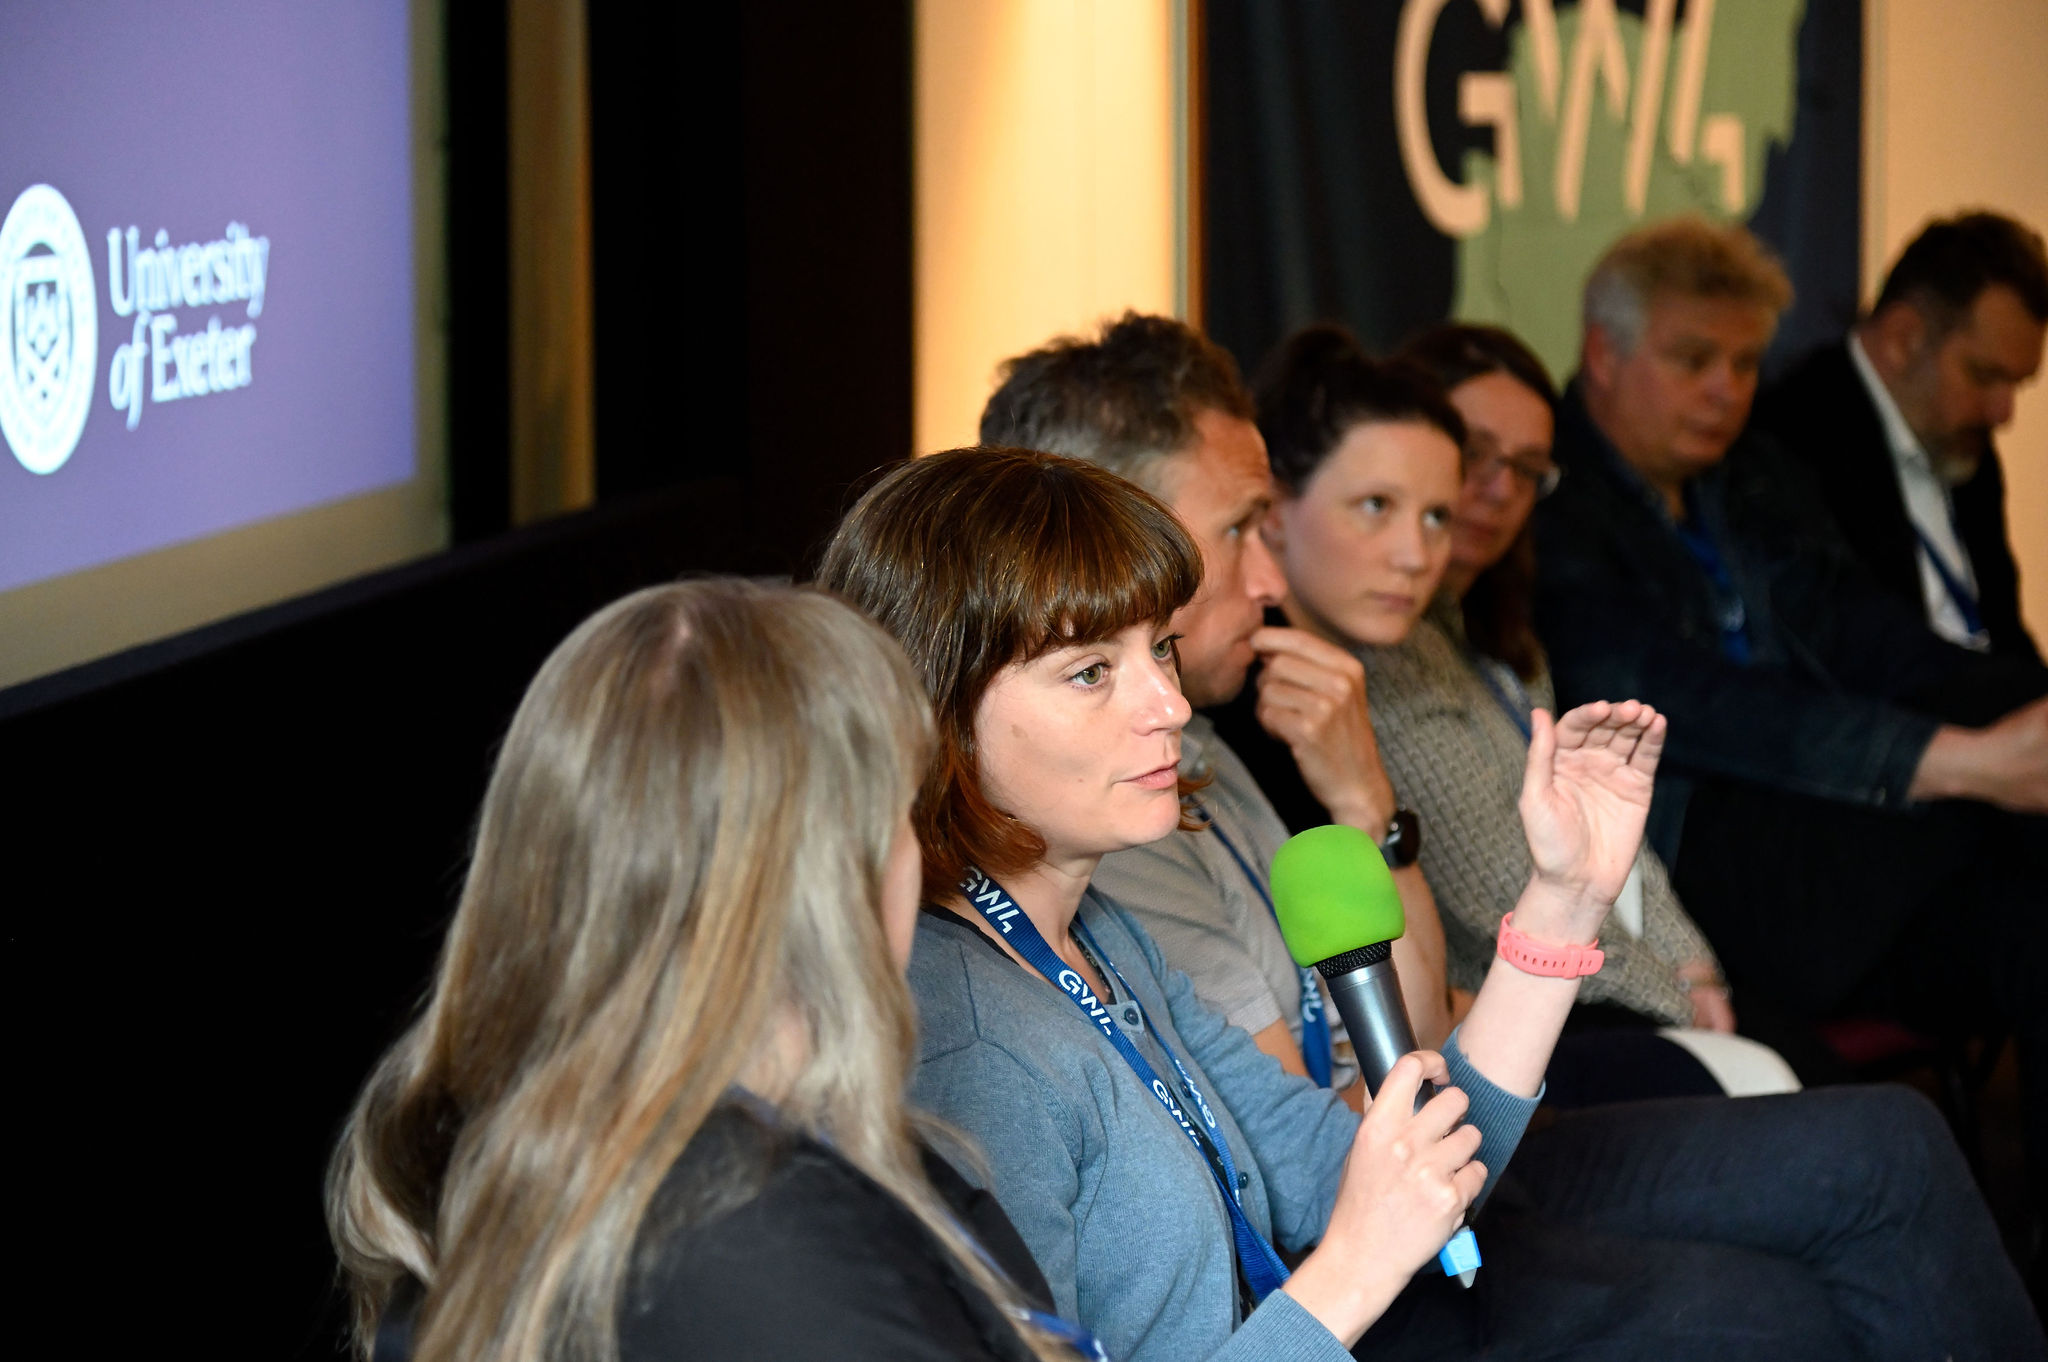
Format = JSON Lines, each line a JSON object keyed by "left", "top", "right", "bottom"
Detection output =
{"left": 0, "top": 3, "right": 416, "bottom": 593}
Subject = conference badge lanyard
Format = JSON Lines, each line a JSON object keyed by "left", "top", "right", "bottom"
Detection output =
{"left": 1474, "top": 656, "right": 1536, "bottom": 744}
{"left": 949, "top": 1210, "right": 1111, "bottom": 1362}
{"left": 726, "top": 1087, "right": 1110, "bottom": 1362}
{"left": 1911, "top": 522, "right": 1989, "bottom": 647}
{"left": 1472, "top": 656, "right": 1647, "bottom": 939}
{"left": 1187, "top": 801, "right": 1335, "bottom": 1089}
{"left": 959, "top": 868, "right": 1293, "bottom": 1304}
{"left": 1672, "top": 483, "right": 1754, "bottom": 664}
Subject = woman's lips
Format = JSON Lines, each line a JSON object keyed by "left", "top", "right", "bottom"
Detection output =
{"left": 1126, "top": 762, "right": 1181, "bottom": 789}
{"left": 1365, "top": 591, "right": 1416, "bottom": 613}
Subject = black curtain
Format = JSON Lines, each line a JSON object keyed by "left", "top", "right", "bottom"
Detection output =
{"left": 1205, "top": 0, "right": 1862, "bottom": 380}
{"left": 1747, "top": 0, "right": 1864, "bottom": 374}
{"left": 588, "top": 1, "right": 913, "bottom": 574}
{"left": 1205, "top": 1, "right": 1487, "bottom": 367}
{"left": 0, "top": 5, "right": 913, "bottom": 1357}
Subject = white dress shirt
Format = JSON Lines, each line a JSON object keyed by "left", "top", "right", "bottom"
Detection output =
{"left": 1845, "top": 333, "right": 1990, "bottom": 650}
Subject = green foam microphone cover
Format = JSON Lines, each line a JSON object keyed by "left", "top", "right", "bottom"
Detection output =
{"left": 1269, "top": 824, "right": 1406, "bottom": 967}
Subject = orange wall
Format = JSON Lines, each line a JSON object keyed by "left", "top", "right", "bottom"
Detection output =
{"left": 1866, "top": 0, "right": 2048, "bottom": 639}
{"left": 915, "top": 0, "right": 1185, "bottom": 455}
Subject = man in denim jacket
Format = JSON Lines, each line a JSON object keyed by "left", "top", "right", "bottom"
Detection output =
{"left": 1534, "top": 217, "right": 2048, "bottom": 1214}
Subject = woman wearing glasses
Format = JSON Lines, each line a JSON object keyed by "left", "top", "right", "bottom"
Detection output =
{"left": 1226, "top": 323, "right": 1794, "bottom": 1099}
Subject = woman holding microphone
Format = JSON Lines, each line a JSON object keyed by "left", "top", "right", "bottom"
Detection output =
{"left": 818, "top": 445, "right": 2037, "bottom": 1362}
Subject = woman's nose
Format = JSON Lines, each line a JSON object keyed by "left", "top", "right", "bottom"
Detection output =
{"left": 1135, "top": 655, "right": 1190, "bottom": 730}
{"left": 1389, "top": 515, "right": 1430, "bottom": 571}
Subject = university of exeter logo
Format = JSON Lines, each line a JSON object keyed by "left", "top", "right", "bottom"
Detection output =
{"left": 0, "top": 185, "right": 98, "bottom": 475}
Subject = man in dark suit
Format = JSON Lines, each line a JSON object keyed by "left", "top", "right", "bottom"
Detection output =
{"left": 1533, "top": 216, "right": 2048, "bottom": 1218}
{"left": 1754, "top": 212, "right": 2046, "bottom": 663}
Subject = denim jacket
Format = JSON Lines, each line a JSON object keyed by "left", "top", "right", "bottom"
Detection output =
{"left": 1531, "top": 383, "right": 2023, "bottom": 863}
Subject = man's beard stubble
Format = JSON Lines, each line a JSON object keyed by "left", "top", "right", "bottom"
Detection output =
{"left": 1930, "top": 428, "right": 1989, "bottom": 486}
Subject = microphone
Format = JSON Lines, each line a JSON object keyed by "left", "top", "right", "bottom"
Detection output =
{"left": 1269, "top": 824, "right": 1481, "bottom": 1288}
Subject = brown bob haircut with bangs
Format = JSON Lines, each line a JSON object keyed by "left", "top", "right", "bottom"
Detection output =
{"left": 817, "top": 446, "right": 1206, "bottom": 901}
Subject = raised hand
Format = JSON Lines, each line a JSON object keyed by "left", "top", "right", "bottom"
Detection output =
{"left": 1451, "top": 702, "right": 1670, "bottom": 1100}
{"left": 1517, "top": 701, "right": 1665, "bottom": 930}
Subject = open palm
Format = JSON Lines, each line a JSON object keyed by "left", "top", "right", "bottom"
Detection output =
{"left": 1518, "top": 701, "right": 1666, "bottom": 913}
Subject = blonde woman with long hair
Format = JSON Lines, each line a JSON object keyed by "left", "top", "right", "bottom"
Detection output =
{"left": 327, "top": 580, "right": 1095, "bottom": 1362}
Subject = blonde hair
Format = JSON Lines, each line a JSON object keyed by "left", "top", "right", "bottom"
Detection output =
{"left": 1583, "top": 216, "right": 1793, "bottom": 354}
{"left": 326, "top": 579, "right": 1061, "bottom": 1361}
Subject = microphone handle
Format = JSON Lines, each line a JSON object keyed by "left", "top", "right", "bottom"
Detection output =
{"left": 1318, "top": 950, "right": 1481, "bottom": 1287}
{"left": 1323, "top": 956, "right": 1437, "bottom": 1112}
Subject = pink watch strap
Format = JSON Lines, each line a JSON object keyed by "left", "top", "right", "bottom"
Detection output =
{"left": 1496, "top": 912, "right": 1605, "bottom": 978}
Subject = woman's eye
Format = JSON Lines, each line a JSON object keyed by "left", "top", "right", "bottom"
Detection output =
{"left": 1151, "top": 634, "right": 1182, "bottom": 662}
{"left": 1423, "top": 507, "right": 1451, "bottom": 530}
{"left": 1071, "top": 662, "right": 1108, "bottom": 686}
{"left": 1358, "top": 495, "right": 1388, "bottom": 515}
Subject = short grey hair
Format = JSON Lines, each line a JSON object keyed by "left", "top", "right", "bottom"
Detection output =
{"left": 978, "top": 311, "right": 1254, "bottom": 494}
{"left": 1583, "top": 217, "right": 1793, "bottom": 354}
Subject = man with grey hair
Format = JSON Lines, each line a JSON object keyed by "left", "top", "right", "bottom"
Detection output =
{"left": 1535, "top": 216, "right": 2048, "bottom": 1213}
{"left": 980, "top": 311, "right": 1454, "bottom": 1100}
{"left": 980, "top": 310, "right": 1255, "bottom": 489}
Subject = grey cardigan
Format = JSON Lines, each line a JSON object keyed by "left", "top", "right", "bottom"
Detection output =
{"left": 909, "top": 891, "right": 1538, "bottom": 1362}
{"left": 1357, "top": 599, "right": 1718, "bottom": 1024}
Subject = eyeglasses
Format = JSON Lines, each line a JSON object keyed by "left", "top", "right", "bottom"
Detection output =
{"left": 1461, "top": 443, "right": 1562, "bottom": 498}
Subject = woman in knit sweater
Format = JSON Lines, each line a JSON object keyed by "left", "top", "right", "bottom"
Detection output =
{"left": 1396, "top": 323, "right": 1825, "bottom": 1093}
{"left": 1236, "top": 323, "right": 1796, "bottom": 1100}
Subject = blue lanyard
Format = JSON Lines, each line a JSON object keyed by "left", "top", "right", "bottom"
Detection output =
{"left": 948, "top": 1206, "right": 1111, "bottom": 1362}
{"left": 1675, "top": 487, "right": 1752, "bottom": 664}
{"left": 1187, "top": 803, "right": 1334, "bottom": 1088}
{"left": 959, "top": 869, "right": 1293, "bottom": 1304}
{"left": 1910, "top": 523, "right": 1987, "bottom": 640}
{"left": 1474, "top": 657, "right": 1535, "bottom": 744}
{"left": 1675, "top": 525, "right": 1752, "bottom": 663}
{"left": 728, "top": 1086, "right": 1110, "bottom": 1361}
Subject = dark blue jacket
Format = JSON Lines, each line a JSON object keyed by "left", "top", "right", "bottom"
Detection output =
{"left": 1752, "top": 340, "right": 2041, "bottom": 665}
{"left": 1533, "top": 383, "right": 2043, "bottom": 863}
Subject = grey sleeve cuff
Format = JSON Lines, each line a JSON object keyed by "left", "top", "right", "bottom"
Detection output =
{"left": 1441, "top": 1027, "right": 1541, "bottom": 1211}
{"left": 1209, "top": 1288, "right": 1353, "bottom": 1362}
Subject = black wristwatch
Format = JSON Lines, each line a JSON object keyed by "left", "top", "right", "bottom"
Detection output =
{"left": 1377, "top": 809, "right": 1421, "bottom": 869}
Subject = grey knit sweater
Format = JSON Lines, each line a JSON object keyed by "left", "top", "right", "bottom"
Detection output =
{"left": 1357, "top": 598, "right": 1718, "bottom": 1025}
{"left": 909, "top": 890, "right": 1539, "bottom": 1362}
